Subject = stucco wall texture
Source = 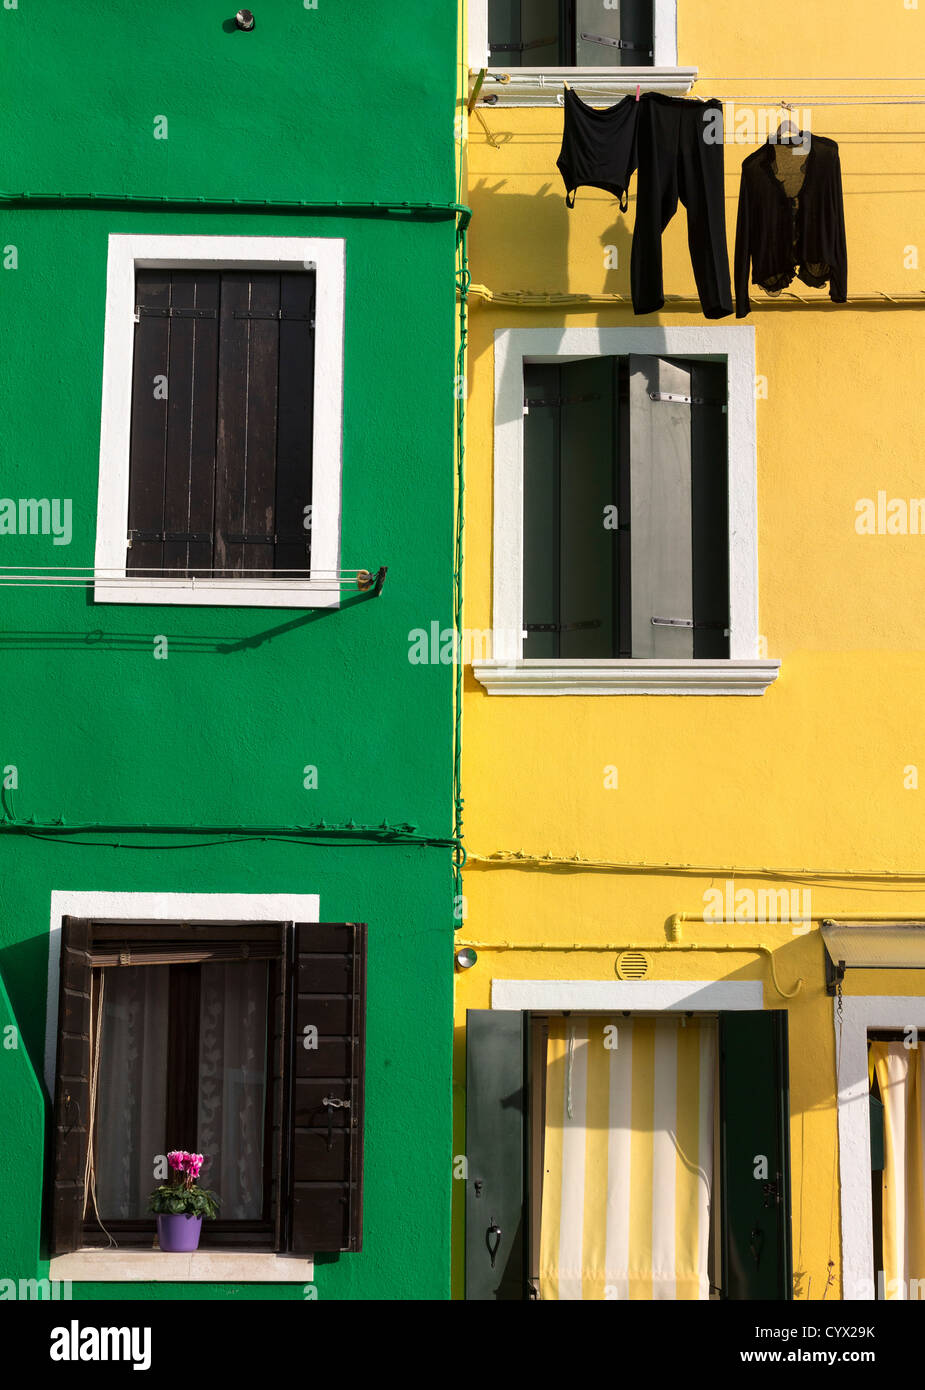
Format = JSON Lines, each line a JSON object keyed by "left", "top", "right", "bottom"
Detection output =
{"left": 0, "top": 2, "right": 459, "bottom": 1300}
{"left": 454, "top": 0, "right": 925, "bottom": 1299}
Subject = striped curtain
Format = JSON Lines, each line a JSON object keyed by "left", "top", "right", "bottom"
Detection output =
{"left": 870, "top": 1041, "right": 925, "bottom": 1298}
{"left": 539, "top": 1016, "right": 715, "bottom": 1300}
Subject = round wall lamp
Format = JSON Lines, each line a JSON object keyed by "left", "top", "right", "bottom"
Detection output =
{"left": 455, "top": 947, "right": 478, "bottom": 971}
{"left": 235, "top": 9, "right": 255, "bottom": 30}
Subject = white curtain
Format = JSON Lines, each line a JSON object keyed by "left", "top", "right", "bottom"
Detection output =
{"left": 94, "top": 965, "right": 169, "bottom": 1219}
{"left": 540, "top": 1017, "right": 716, "bottom": 1300}
{"left": 92, "top": 960, "right": 268, "bottom": 1222}
{"left": 871, "top": 1041, "right": 925, "bottom": 1298}
{"left": 197, "top": 961, "right": 268, "bottom": 1218}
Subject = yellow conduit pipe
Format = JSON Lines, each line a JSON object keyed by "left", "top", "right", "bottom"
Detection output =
{"left": 465, "top": 283, "right": 925, "bottom": 308}
{"left": 465, "top": 849, "right": 925, "bottom": 883}
{"left": 461, "top": 936, "right": 804, "bottom": 999}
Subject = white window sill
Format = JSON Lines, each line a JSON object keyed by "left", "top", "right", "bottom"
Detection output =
{"left": 49, "top": 1249, "right": 314, "bottom": 1283}
{"left": 476, "top": 67, "right": 698, "bottom": 107}
{"left": 93, "top": 579, "right": 340, "bottom": 609}
{"left": 472, "top": 659, "right": 781, "bottom": 695}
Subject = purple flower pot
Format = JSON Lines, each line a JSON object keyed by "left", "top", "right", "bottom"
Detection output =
{"left": 156, "top": 1214, "right": 203, "bottom": 1253}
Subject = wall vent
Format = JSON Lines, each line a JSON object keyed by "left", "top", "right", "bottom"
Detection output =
{"left": 615, "top": 950, "right": 649, "bottom": 980}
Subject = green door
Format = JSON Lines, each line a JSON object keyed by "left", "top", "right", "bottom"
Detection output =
{"left": 465, "top": 1010, "right": 527, "bottom": 1300}
{"left": 719, "top": 1011, "right": 793, "bottom": 1299}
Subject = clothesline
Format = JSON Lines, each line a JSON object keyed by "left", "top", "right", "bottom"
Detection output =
{"left": 553, "top": 91, "right": 925, "bottom": 108}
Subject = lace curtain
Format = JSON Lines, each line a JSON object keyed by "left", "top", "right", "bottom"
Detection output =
{"left": 93, "top": 961, "right": 268, "bottom": 1222}
{"left": 197, "top": 962, "right": 268, "bottom": 1219}
{"left": 95, "top": 965, "right": 169, "bottom": 1219}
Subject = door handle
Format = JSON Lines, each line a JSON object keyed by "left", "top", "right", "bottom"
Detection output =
{"left": 749, "top": 1225, "right": 764, "bottom": 1268}
{"left": 486, "top": 1220, "right": 502, "bottom": 1269}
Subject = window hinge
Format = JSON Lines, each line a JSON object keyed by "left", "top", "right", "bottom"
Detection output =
{"left": 232, "top": 310, "right": 314, "bottom": 324}
{"left": 135, "top": 306, "right": 218, "bottom": 319}
{"left": 127, "top": 530, "right": 212, "bottom": 546}
{"left": 652, "top": 617, "right": 730, "bottom": 634}
{"left": 525, "top": 620, "right": 602, "bottom": 633}
{"left": 523, "top": 392, "right": 601, "bottom": 414}
{"left": 489, "top": 37, "right": 556, "bottom": 54}
{"left": 224, "top": 533, "right": 311, "bottom": 546}
{"left": 580, "top": 33, "right": 654, "bottom": 56}
{"left": 648, "top": 390, "right": 728, "bottom": 412}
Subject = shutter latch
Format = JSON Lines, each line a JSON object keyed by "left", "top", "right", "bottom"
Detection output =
{"left": 322, "top": 1095, "right": 351, "bottom": 1151}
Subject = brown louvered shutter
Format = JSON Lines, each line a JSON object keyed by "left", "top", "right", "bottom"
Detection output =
{"left": 286, "top": 923, "right": 366, "bottom": 1253}
{"left": 50, "top": 917, "right": 93, "bottom": 1254}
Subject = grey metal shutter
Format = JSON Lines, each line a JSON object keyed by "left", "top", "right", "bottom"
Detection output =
{"left": 575, "top": 0, "right": 653, "bottom": 66}
{"left": 523, "top": 359, "right": 619, "bottom": 659}
{"left": 465, "top": 1010, "right": 527, "bottom": 1300}
{"left": 719, "top": 1011, "right": 793, "bottom": 1300}
{"left": 629, "top": 355, "right": 695, "bottom": 657}
{"left": 489, "top": 0, "right": 561, "bottom": 66}
{"left": 628, "top": 354, "right": 729, "bottom": 659}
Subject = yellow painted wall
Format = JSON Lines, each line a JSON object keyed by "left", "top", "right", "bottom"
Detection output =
{"left": 454, "top": 1, "right": 925, "bottom": 1299}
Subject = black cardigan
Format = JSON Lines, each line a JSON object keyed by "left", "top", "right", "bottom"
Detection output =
{"left": 734, "top": 135, "right": 847, "bottom": 317}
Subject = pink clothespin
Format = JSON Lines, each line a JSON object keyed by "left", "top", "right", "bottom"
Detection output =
{"left": 635, "top": 84, "right": 641, "bottom": 102}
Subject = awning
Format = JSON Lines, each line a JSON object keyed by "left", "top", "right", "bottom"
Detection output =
{"left": 821, "top": 921, "right": 925, "bottom": 995}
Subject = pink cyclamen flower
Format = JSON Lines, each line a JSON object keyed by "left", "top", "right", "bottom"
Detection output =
{"left": 188, "top": 1154, "right": 204, "bottom": 1179}
{"left": 167, "top": 1150, "right": 189, "bottom": 1172}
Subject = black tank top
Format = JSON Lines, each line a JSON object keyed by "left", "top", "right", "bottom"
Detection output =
{"left": 556, "top": 88, "right": 639, "bottom": 210}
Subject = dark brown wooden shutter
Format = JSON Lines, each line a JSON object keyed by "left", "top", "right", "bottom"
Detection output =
{"left": 127, "top": 273, "right": 170, "bottom": 575}
{"left": 286, "top": 923, "right": 366, "bottom": 1253}
{"left": 50, "top": 917, "right": 93, "bottom": 1254}
{"left": 127, "top": 269, "right": 314, "bottom": 579}
{"left": 271, "top": 923, "right": 290, "bottom": 1250}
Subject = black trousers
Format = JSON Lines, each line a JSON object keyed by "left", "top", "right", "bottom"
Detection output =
{"left": 631, "top": 95, "right": 733, "bottom": 319}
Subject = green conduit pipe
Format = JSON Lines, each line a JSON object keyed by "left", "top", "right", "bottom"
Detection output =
{"left": 453, "top": 221, "right": 470, "bottom": 926}
{"left": 0, "top": 191, "right": 472, "bottom": 230}
{"left": 0, "top": 814, "right": 459, "bottom": 851}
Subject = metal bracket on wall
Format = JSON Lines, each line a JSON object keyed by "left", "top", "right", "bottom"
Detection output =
{"left": 825, "top": 952, "right": 847, "bottom": 997}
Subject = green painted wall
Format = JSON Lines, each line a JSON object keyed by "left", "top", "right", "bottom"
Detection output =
{"left": 0, "top": 1, "right": 458, "bottom": 1300}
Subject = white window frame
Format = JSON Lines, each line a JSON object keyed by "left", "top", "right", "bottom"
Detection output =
{"left": 468, "top": 0, "right": 697, "bottom": 104}
{"left": 835, "top": 993, "right": 925, "bottom": 1301}
{"left": 94, "top": 235, "right": 345, "bottom": 609}
{"left": 474, "top": 326, "right": 780, "bottom": 696}
{"left": 44, "top": 889, "right": 320, "bottom": 1282}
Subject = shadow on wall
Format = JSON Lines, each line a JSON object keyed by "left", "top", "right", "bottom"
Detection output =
{"left": 0, "top": 960, "right": 46, "bottom": 1277}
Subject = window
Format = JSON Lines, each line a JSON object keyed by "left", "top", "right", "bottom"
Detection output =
{"left": 50, "top": 916, "right": 366, "bottom": 1258}
{"left": 465, "top": 1007, "right": 793, "bottom": 1301}
{"left": 468, "top": 1, "right": 693, "bottom": 104}
{"left": 95, "top": 236, "right": 345, "bottom": 608}
{"left": 523, "top": 354, "right": 729, "bottom": 661}
{"left": 475, "top": 327, "right": 780, "bottom": 695}
{"left": 488, "top": 0, "right": 654, "bottom": 68}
